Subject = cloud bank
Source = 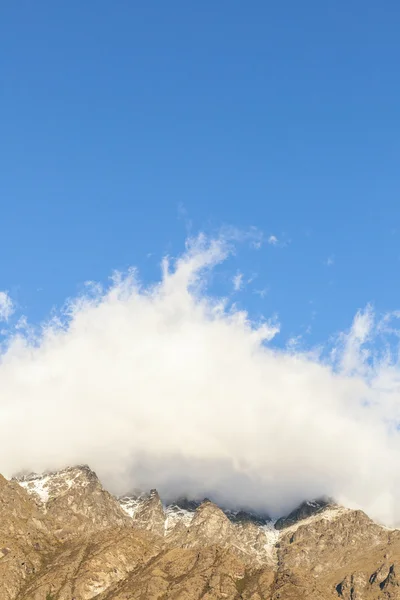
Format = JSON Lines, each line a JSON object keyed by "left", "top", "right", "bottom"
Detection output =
{"left": 1, "top": 233, "right": 400, "bottom": 525}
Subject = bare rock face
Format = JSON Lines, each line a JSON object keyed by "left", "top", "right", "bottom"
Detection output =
{"left": 275, "top": 507, "right": 400, "bottom": 600}
{"left": 0, "top": 475, "right": 55, "bottom": 600}
{"left": 278, "top": 508, "right": 387, "bottom": 572}
{"left": 16, "top": 465, "right": 130, "bottom": 541}
{"left": 169, "top": 500, "right": 278, "bottom": 566}
{"left": 184, "top": 500, "right": 234, "bottom": 545}
{"left": 129, "top": 489, "right": 166, "bottom": 537}
{"left": 17, "top": 527, "right": 163, "bottom": 600}
{"left": 3, "top": 465, "right": 400, "bottom": 599}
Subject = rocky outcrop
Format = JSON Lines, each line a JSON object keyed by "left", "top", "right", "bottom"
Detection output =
{"left": 130, "top": 488, "right": 166, "bottom": 537}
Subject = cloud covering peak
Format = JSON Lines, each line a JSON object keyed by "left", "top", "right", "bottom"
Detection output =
{"left": 1, "top": 234, "right": 400, "bottom": 525}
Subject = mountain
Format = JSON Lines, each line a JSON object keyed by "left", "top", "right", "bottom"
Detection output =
{"left": 274, "top": 498, "right": 331, "bottom": 530}
{"left": 0, "top": 465, "right": 397, "bottom": 599}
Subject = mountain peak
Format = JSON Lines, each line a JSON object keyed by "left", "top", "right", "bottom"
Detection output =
{"left": 275, "top": 497, "right": 333, "bottom": 530}
{"left": 13, "top": 464, "right": 101, "bottom": 505}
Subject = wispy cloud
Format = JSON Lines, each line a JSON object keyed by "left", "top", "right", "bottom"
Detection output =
{"left": 232, "top": 272, "right": 244, "bottom": 292}
{"left": 249, "top": 231, "right": 289, "bottom": 249}
{"left": 267, "top": 233, "right": 292, "bottom": 248}
{"left": 253, "top": 287, "right": 269, "bottom": 299}
{"left": 268, "top": 235, "right": 278, "bottom": 245}
{"left": 0, "top": 291, "right": 14, "bottom": 322}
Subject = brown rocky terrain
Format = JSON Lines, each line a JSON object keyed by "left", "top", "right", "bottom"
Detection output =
{"left": 0, "top": 465, "right": 398, "bottom": 599}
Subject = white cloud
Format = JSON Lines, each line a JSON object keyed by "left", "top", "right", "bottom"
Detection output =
{"left": 286, "top": 335, "right": 303, "bottom": 351}
{"left": 232, "top": 272, "right": 244, "bottom": 292}
{"left": 1, "top": 235, "right": 400, "bottom": 526}
{"left": 333, "top": 305, "right": 374, "bottom": 376}
{"left": 0, "top": 291, "right": 14, "bottom": 322}
{"left": 254, "top": 287, "right": 269, "bottom": 299}
{"left": 268, "top": 235, "right": 278, "bottom": 245}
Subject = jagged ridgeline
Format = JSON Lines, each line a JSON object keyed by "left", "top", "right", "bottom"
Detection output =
{"left": 0, "top": 465, "right": 397, "bottom": 599}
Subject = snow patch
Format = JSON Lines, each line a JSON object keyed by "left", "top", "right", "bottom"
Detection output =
{"left": 165, "top": 505, "right": 195, "bottom": 532}
{"left": 280, "top": 506, "right": 351, "bottom": 534}
{"left": 18, "top": 475, "right": 51, "bottom": 503}
{"left": 119, "top": 496, "right": 144, "bottom": 518}
{"left": 15, "top": 465, "right": 96, "bottom": 505}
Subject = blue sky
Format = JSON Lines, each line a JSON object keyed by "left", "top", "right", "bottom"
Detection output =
{"left": 1, "top": 1, "right": 400, "bottom": 347}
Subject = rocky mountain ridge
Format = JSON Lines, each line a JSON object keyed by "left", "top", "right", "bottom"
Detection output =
{"left": 0, "top": 464, "right": 398, "bottom": 599}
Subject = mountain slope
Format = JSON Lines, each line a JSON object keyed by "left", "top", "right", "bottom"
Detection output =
{"left": 0, "top": 465, "right": 397, "bottom": 599}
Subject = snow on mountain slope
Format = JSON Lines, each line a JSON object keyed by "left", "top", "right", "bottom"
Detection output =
{"left": 119, "top": 494, "right": 146, "bottom": 518}
{"left": 165, "top": 503, "right": 196, "bottom": 532}
{"left": 15, "top": 465, "right": 93, "bottom": 505}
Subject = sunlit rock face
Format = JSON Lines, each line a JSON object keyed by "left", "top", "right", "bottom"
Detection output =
{"left": 1, "top": 465, "right": 398, "bottom": 600}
